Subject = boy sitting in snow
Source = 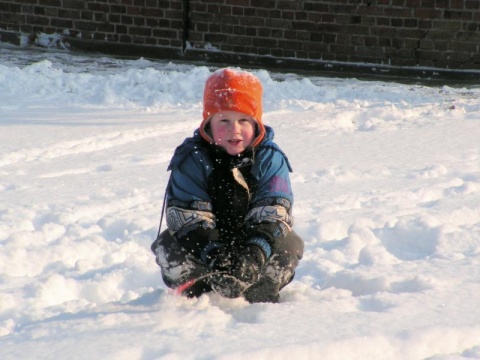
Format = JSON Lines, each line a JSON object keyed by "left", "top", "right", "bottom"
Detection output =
{"left": 151, "top": 68, "right": 304, "bottom": 303}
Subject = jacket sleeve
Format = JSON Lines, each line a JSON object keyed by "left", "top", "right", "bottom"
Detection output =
{"left": 166, "top": 149, "right": 220, "bottom": 259}
{"left": 244, "top": 145, "right": 294, "bottom": 257}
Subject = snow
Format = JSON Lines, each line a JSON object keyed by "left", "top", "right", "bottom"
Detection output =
{"left": 1, "top": 44, "right": 480, "bottom": 360}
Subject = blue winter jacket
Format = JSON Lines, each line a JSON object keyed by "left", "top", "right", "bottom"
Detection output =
{"left": 165, "top": 125, "right": 294, "bottom": 261}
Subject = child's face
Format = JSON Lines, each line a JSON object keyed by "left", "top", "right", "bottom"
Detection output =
{"left": 209, "top": 111, "right": 256, "bottom": 156}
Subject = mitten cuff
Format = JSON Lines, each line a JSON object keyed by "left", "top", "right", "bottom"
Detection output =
{"left": 247, "top": 237, "right": 272, "bottom": 259}
{"left": 200, "top": 241, "right": 224, "bottom": 264}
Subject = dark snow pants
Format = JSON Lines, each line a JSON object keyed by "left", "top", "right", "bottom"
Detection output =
{"left": 151, "top": 230, "right": 304, "bottom": 300}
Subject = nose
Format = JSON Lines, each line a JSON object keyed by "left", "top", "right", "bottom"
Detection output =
{"left": 231, "top": 120, "right": 241, "bottom": 133}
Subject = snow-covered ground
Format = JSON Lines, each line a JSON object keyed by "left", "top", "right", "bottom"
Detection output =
{"left": 1, "top": 44, "right": 480, "bottom": 360}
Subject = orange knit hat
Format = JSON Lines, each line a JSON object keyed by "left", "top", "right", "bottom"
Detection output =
{"left": 200, "top": 68, "right": 265, "bottom": 148}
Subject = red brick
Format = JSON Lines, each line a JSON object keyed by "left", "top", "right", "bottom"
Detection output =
{"left": 87, "top": 3, "right": 110, "bottom": 12}
{"left": 127, "top": 6, "right": 142, "bottom": 15}
{"left": 434, "top": 0, "right": 448, "bottom": 8}
{"left": 59, "top": 9, "right": 81, "bottom": 19}
{"left": 219, "top": 5, "right": 232, "bottom": 15}
{"left": 277, "top": 0, "right": 302, "bottom": 10}
{"left": 130, "top": 27, "right": 151, "bottom": 36}
{"left": 98, "top": 23, "right": 115, "bottom": 32}
{"left": 421, "top": 0, "right": 434, "bottom": 7}
{"left": 406, "top": 0, "right": 421, "bottom": 6}
{"left": 134, "top": 17, "right": 146, "bottom": 26}
{"left": 121, "top": 15, "right": 134, "bottom": 25}
{"left": 451, "top": 0, "right": 464, "bottom": 9}
{"left": 303, "top": 2, "right": 328, "bottom": 12}
{"left": 466, "top": 0, "right": 479, "bottom": 10}
{"left": 51, "top": 18, "right": 73, "bottom": 27}
{"left": 63, "top": 0, "right": 85, "bottom": 9}
{"left": 415, "top": 8, "right": 442, "bottom": 19}
{"left": 226, "top": 0, "right": 249, "bottom": 5}
{"left": 143, "top": 8, "right": 164, "bottom": 16}
{"left": 75, "top": 20, "right": 97, "bottom": 30}
{"left": 230, "top": 6, "right": 242, "bottom": 15}
{"left": 39, "top": 0, "right": 61, "bottom": 5}
{"left": 116, "top": 24, "right": 128, "bottom": 33}
{"left": 3, "top": 13, "right": 26, "bottom": 23}
{"left": 445, "top": 11, "right": 472, "bottom": 21}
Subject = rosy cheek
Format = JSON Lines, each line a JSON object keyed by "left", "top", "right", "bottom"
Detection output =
{"left": 213, "top": 127, "right": 228, "bottom": 142}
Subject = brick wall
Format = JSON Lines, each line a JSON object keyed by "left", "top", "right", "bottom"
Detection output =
{"left": 0, "top": 0, "right": 184, "bottom": 47}
{"left": 1, "top": 0, "right": 480, "bottom": 71}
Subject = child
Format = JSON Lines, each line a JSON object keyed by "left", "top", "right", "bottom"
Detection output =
{"left": 151, "top": 68, "right": 304, "bottom": 303}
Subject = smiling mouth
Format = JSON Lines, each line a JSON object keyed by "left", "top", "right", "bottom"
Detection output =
{"left": 228, "top": 139, "right": 242, "bottom": 145}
